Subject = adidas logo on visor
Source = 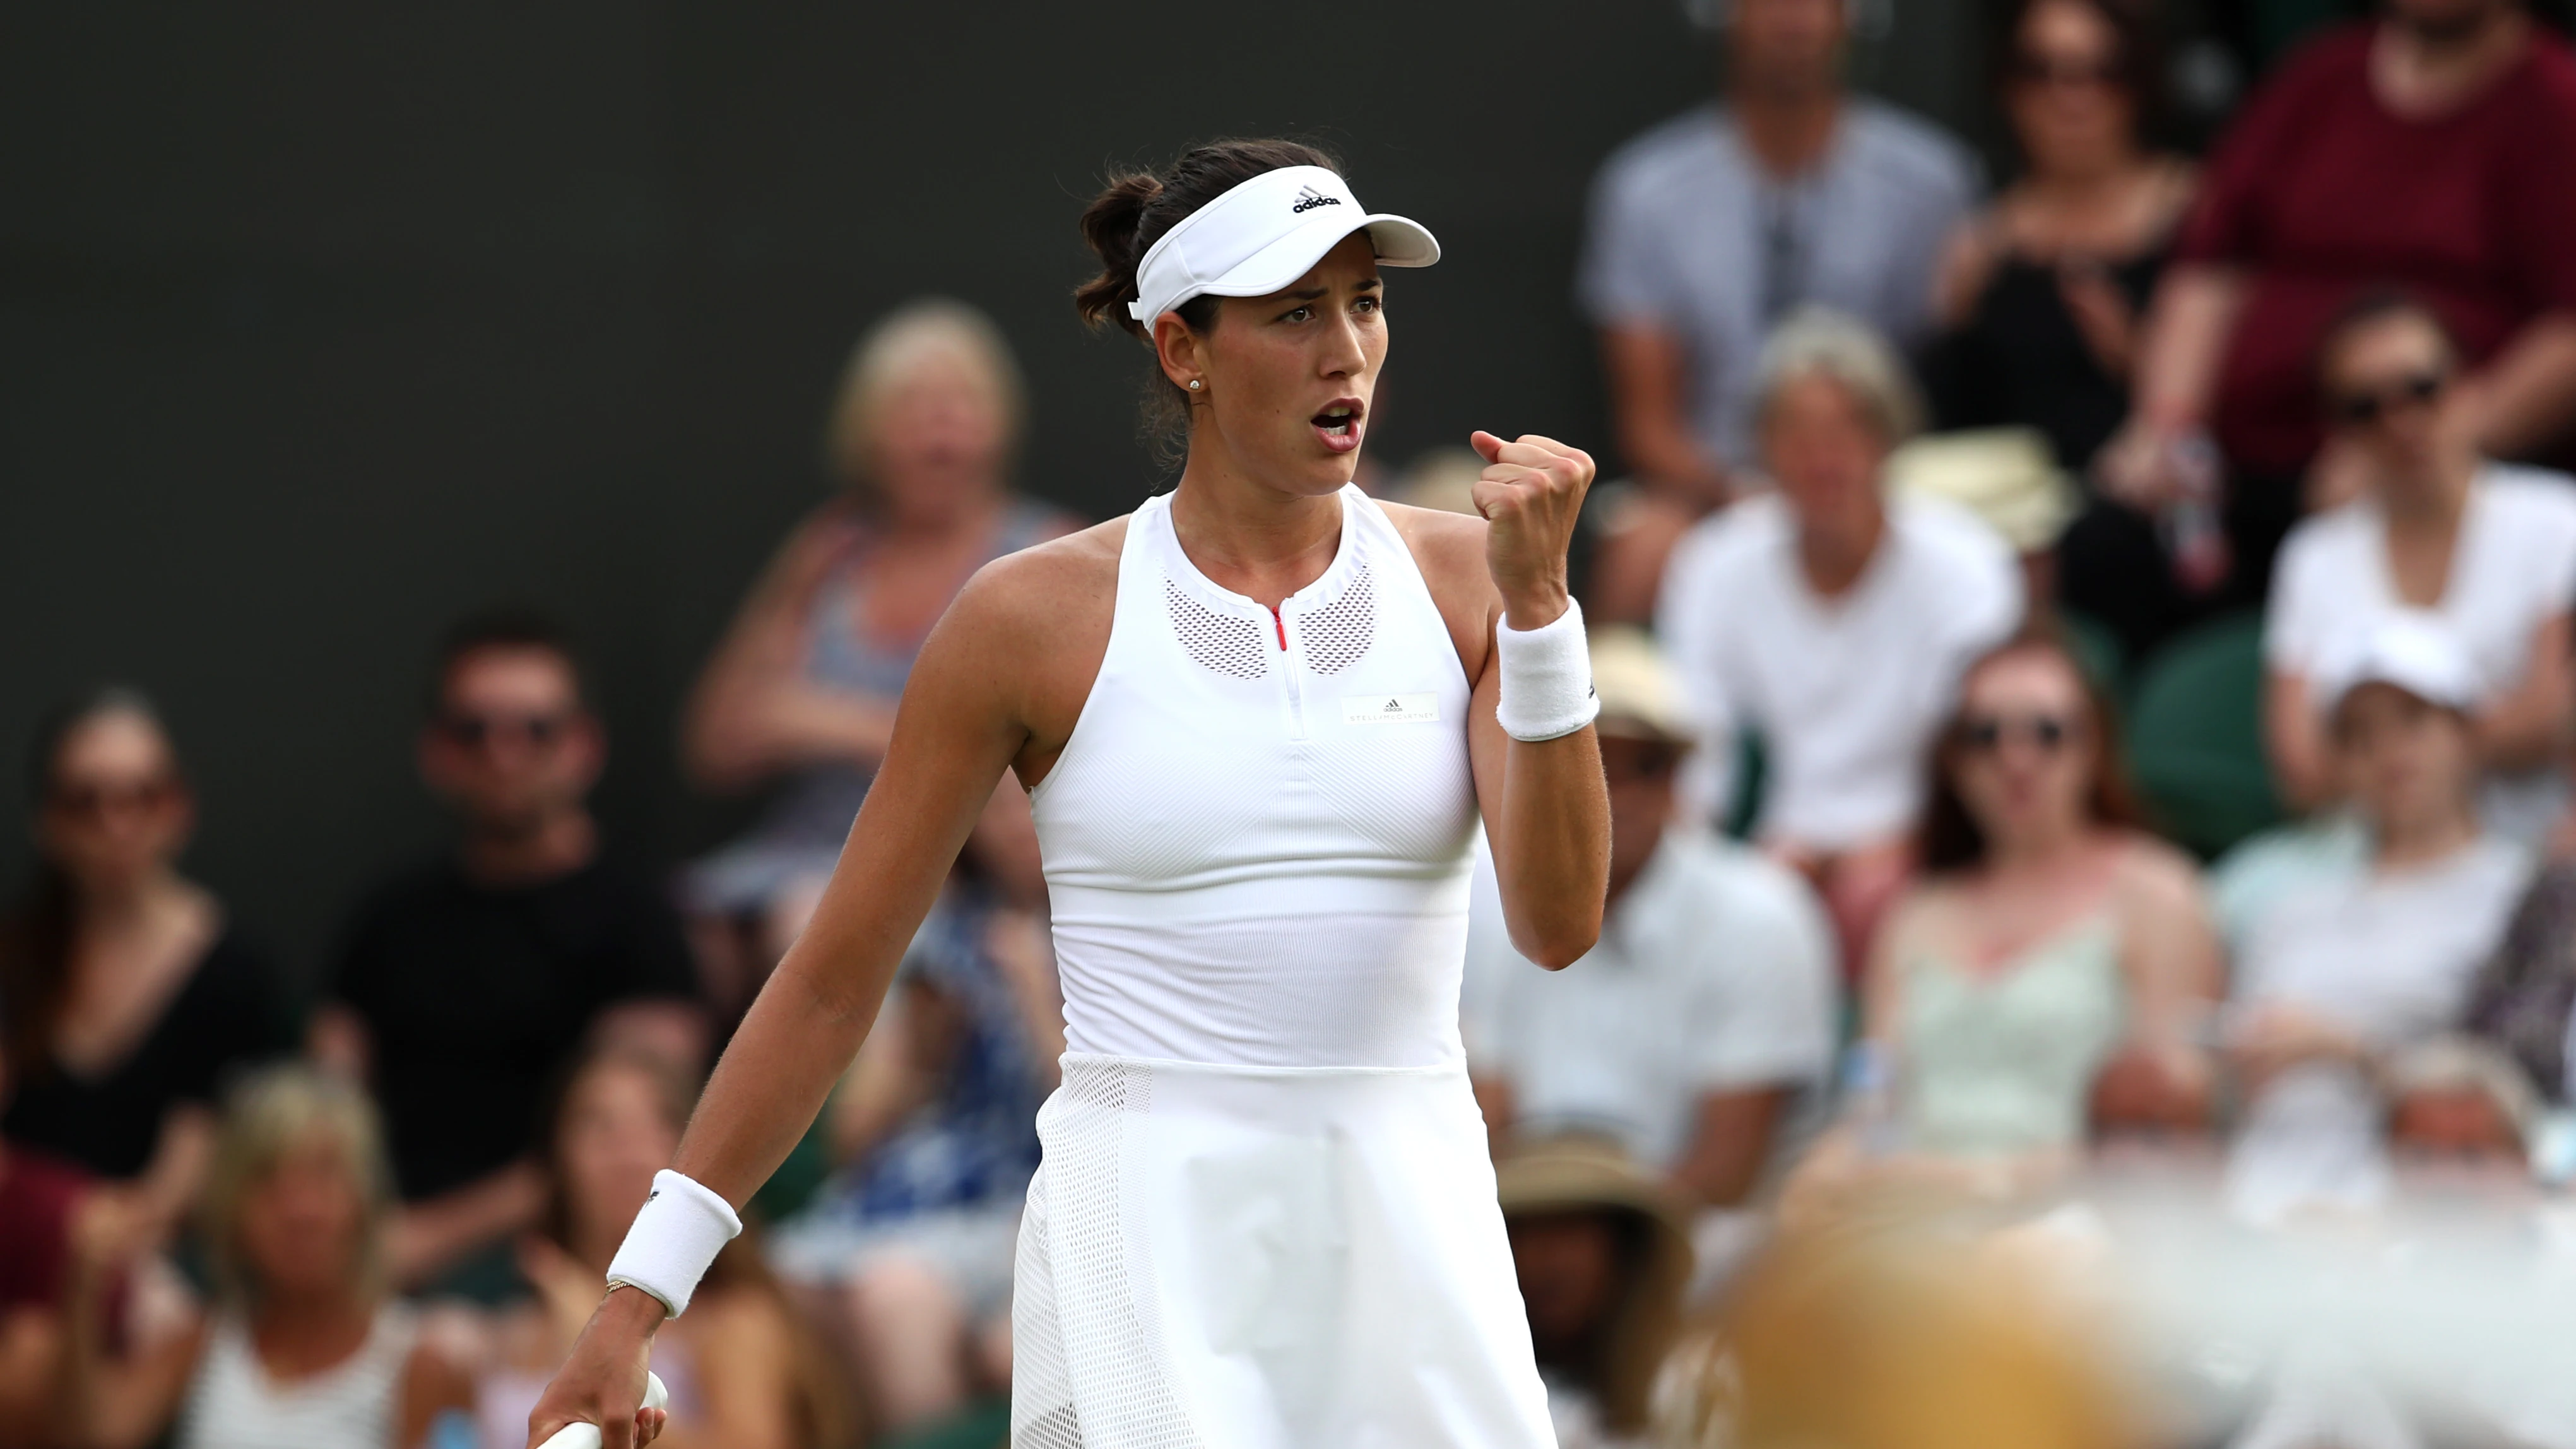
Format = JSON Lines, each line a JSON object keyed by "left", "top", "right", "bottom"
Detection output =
{"left": 1291, "top": 185, "right": 1342, "bottom": 214}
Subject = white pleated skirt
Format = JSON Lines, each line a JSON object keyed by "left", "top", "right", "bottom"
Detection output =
{"left": 1010, "top": 1052, "right": 1557, "bottom": 1449}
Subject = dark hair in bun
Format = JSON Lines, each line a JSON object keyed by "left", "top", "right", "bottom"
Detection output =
{"left": 1076, "top": 138, "right": 1342, "bottom": 466}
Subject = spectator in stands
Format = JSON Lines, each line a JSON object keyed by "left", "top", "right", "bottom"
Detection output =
{"left": 0, "top": 1034, "right": 95, "bottom": 1444}
{"left": 1464, "top": 629, "right": 1837, "bottom": 1239}
{"left": 55, "top": 1066, "right": 472, "bottom": 1449}
{"left": 0, "top": 689, "right": 287, "bottom": 1244}
{"left": 1922, "top": 0, "right": 2201, "bottom": 659}
{"left": 1496, "top": 1136, "right": 1694, "bottom": 1449}
{"left": 2106, "top": 0, "right": 2576, "bottom": 612}
{"left": 1787, "top": 632, "right": 2218, "bottom": 1212}
{"left": 2224, "top": 614, "right": 2534, "bottom": 1224}
{"left": 2461, "top": 860, "right": 2576, "bottom": 1104}
{"left": 683, "top": 300, "right": 1072, "bottom": 1008}
{"left": 474, "top": 1045, "right": 843, "bottom": 1449}
{"left": 1658, "top": 311, "right": 2023, "bottom": 973}
{"left": 768, "top": 898, "right": 1057, "bottom": 1435}
{"left": 310, "top": 613, "right": 703, "bottom": 1294}
{"left": 2264, "top": 294, "right": 2576, "bottom": 845}
{"left": 1579, "top": 0, "right": 1977, "bottom": 620}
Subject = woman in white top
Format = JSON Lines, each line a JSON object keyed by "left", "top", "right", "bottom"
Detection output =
{"left": 2264, "top": 293, "right": 2576, "bottom": 844}
{"left": 1657, "top": 310, "right": 2024, "bottom": 973}
{"left": 530, "top": 138, "right": 1608, "bottom": 1449}
{"left": 2230, "top": 615, "right": 2534, "bottom": 1223}
{"left": 59, "top": 1067, "right": 471, "bottom": 1449}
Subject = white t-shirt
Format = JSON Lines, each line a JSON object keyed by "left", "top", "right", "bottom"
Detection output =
{"left": 2224, "top": 836, "right": 2533, "bottom": 1224}
{"left": 1657, "top": 492, "right": 2024, "bottom": 849}
{"left": 2266, "top": 464, "right": 2576, "bottom": 843}
{"left": 1462, "top": 828, "right": 1839, "bottom": 1183}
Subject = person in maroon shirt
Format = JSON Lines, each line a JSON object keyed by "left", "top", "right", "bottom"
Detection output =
{"left": 2100, "top": 0, "right": 2576, "bottom": 608}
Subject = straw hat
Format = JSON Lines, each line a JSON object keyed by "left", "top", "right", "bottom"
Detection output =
{"left": 1886, "top": 426, "right": 2078, "bottom": 553}
{"left": 1588, "top": 627, "right": 1697, "bottom": 746}
{"left": 1496, "top": 1133, "right": 1698, "bottom": 1434}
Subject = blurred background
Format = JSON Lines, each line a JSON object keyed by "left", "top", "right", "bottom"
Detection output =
{"left": 4, "top": 0, "right": 1983, "bottom": 974}
{"left": 15, "top": 1, "right": 2576, "bottom": 1446}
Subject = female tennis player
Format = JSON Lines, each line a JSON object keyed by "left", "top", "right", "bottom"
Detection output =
{"left": 528, "top": 136, "right": 1609, "bottom": 1448}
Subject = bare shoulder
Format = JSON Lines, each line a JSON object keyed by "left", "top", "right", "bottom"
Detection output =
{"left": 944, "top": 518, "right": 1127, "bottom": 642}
{"left": 2110, "top": 832, "right": 2211, "bottom": 916}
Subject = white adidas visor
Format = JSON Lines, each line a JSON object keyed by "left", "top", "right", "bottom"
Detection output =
{"left": 1126, "top": 165, "right": 1440, "bottom": 332}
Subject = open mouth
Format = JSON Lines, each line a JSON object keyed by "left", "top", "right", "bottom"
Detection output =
{"left": 1311, "top": 399, "right": 1365, "bottom": 453}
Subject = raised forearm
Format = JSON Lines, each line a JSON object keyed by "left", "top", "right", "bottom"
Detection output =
{"left": 2133, "top": 265, "right": 2246, "bottom": 429}
{"left": 1492, "top": 728, "right": 1609, "bottom": 969}
{"left": 2474, "top": 315, "right": 2576, "bottom": 461}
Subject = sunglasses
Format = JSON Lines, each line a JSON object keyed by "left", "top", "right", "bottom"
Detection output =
{"left": 438, "top": 711, "right": 572, "bottom": 750}
{"left": 1956, "top": 713, "right": 2081, "bottom": 754}
{"left": 47, "top": 777, "right": 180, "bottom": 817}
{"left": 2009, "top": 51, "right": 2125, "bottom": 88}
{"left": 2330, "top": 369, "right": 2447, "bottom": 427}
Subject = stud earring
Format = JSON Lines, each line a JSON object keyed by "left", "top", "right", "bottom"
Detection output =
{"left": 1188, "top": 378, "right": 1203, "bottom": 391}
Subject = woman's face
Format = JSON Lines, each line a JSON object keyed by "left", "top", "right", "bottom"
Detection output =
{"left": 865, "top": 354, "right": 1011, "bottom": 524}
{"left": 37, "top": 709, "right": 192, "bottom": 892}
{"left": 1761, "top": 373, "right": 1889, "bottom": 548}
{"left": 2005, "top": 1, "right": 2136, "bottom": 178}
{"left": 2322, "top": 313, "right": 2471, "bottom": 493}
{"left": 557, "top": 1063, "right": 681, "bottom": 1251}
{"left": 237, "top": 1132, "right": 368, "bottom": 1302}
{"left": 1169, "top": 232, "right": 1386, "bottom": 500}
{"left": 1949, "top": 648, "right": 2098, "bottom": 844}
{"left": 2336, "top": 684, "right": 2474, "bottom": 838}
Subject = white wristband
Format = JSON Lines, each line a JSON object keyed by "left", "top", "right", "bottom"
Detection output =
{"left": 605, "top": 1169, "right": 741, "bottom": 1319}
{"left": 1494, "top": 597, "right": 1598, "bottom": 742}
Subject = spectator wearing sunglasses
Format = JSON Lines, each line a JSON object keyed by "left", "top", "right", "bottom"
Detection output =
{"left": 1785, "top": 632, "right": 2218, "bottom": 1215}
{"left": 309, "top": 612, "right": 703, "bottom": 1297}
{"left": 1920, "top": 0, "right": 2204, "bottom": 661}
{"left": 2264, "top": 293, "right": 2576, "bottom": 846}
{"left": 2101, "top": 0, "right": 2576, "bottom": 610}
{"left": 0, "top": 689, "right": 290, "bottom": 1241}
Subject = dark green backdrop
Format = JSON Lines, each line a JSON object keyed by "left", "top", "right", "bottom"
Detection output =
{"left": 0, "top": 1, "right": 1980, "bottom": 983}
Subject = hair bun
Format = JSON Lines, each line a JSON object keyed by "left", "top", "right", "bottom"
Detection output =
{"left": 1074, "top": 172, "right": 1166, "bottom": 338}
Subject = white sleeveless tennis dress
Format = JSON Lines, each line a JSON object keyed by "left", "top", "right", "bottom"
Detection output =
{"left": 1015, "top": 484, "right": 1554, "bottom": 1448}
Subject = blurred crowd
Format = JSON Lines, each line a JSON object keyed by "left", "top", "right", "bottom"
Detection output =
{"left": 9, "top": 0, "right": 2576, "bottom": 1443}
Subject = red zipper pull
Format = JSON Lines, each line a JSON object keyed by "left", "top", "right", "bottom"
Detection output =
{"left": 1269, "top": 604, "right": 1287, "bottom": 651}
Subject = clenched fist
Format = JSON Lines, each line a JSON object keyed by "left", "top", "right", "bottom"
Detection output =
{"left": 1468, "top": 430, "right": 1593, "bottom": 630}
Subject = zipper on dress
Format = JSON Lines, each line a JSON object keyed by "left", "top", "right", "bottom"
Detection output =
{"left": 1270, "top": 603, "right": 1308, "bottom": 739}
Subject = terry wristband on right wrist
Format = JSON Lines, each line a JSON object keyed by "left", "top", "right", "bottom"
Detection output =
{"left": 1494, "top": 598, "right": 1598, "bottom": 742}
{"left": 604, "top": 1169, "right": 741, "bottom": 1319}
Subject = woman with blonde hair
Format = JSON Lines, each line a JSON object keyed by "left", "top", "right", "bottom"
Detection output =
{"left": 56, "top": 1065, "right": 471, "bottom": 1448}
{"left": 682, "top": 300, "right": 1077, "bottom": 1002}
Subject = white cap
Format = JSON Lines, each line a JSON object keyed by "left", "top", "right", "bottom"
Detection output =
{"left": 1127, "top": 165, "right": 1439, "bottom": 331}
{"left": 2315, "top": 611, "right": 2478, "bottom": 719}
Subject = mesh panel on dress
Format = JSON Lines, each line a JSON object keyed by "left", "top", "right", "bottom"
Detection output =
{"left": 1165, "top": 580, "right": 1270, "bottom": 680}
{"left": 1301, "top": 562, "right": 1376, "bottom": 676}
{"left": 1009, "top": 1060, "right": 1202, "bottom": 1448}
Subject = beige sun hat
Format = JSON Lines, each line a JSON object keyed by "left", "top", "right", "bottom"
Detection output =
{"left": 1886, "top": 426, "right": 2079, "bottom": 553}
{"left": 1494, "top": 1133, "right": 1697, "bottom": 1434}
{"left": 1588, "top": 626, "right": 1697, "bottom": 745}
